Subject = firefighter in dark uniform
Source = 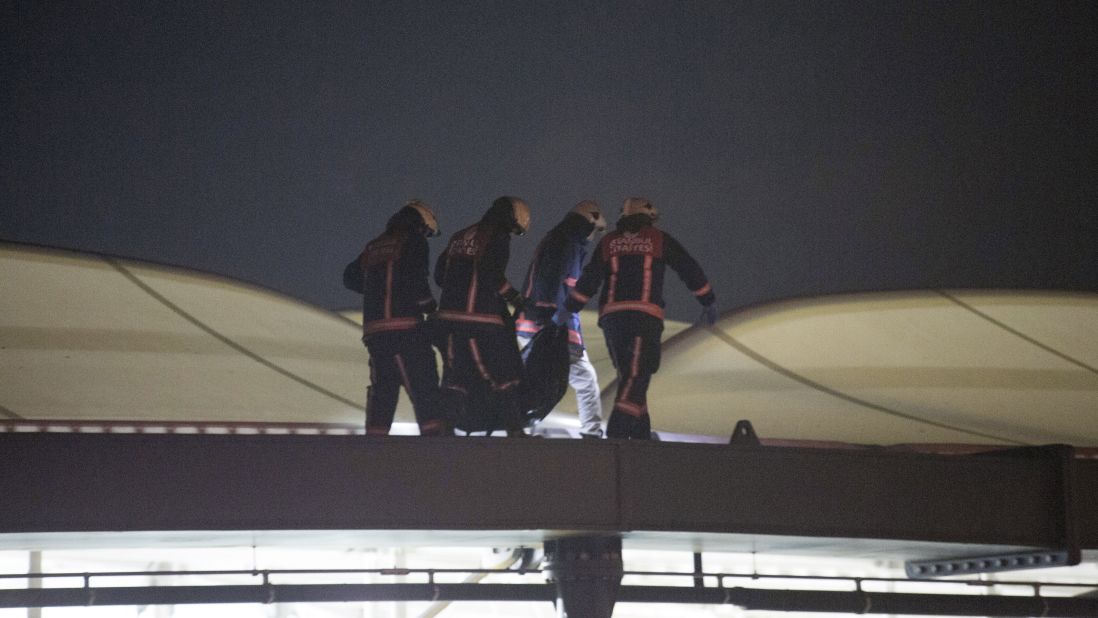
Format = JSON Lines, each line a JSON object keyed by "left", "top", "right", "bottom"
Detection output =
{"left": 516, "top": 200, "right": 607, "bottom": 437}
{"left": 433, "top": 196, "right": 531, "bottom": 436}
{"left": 343, "top": 200, "right": 449, "bottom": 436}
{"left": 564, "top": 198, "right": 717, "bottom": 440}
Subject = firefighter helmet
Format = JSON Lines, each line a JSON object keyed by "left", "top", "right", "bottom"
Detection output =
{"left": 621, "top": 197, "right": 659, "bottom": 222}
{"left": 486, "top": 196, "right": 531, "bottom": 235}
{"left": 404, "top": 199, "right": 440, "bottom": 237}
{"left": 572, "top": 200, "right": 606, "bottom": 233}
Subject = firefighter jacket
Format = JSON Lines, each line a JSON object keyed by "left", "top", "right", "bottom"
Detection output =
{"left": 433, "top": 221, "right": 519, "bottom": 331}
{"left": 343, "top": 229, "right": 436, "bottom": 340}
{"left": 516, "top": 212, "right": 593, "bottom": 352}
{"left": 565, "top": 214, "right": 715, "bottom": 321}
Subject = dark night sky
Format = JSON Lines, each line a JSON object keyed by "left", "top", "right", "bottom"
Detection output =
{"left": 3, "top": 1, "right": 1096, "bottom": 321}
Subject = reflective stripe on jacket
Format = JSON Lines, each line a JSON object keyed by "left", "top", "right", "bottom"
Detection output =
{"left": 566, "top": 219, "right": 714, "bottom": 320}
{"left": 343, "top": 230, "right": 436, "bottom": 340}
{"left": 433, "top": 222, "right": 516, "bottom": 330}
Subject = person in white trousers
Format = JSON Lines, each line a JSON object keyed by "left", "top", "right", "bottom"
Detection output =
{"left": 515, "top": 201, "right": 608, "bottom": 437}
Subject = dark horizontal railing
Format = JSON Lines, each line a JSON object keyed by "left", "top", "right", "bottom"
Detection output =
{"left": 1, "top": 581, "right": 1097, "bottom": 616}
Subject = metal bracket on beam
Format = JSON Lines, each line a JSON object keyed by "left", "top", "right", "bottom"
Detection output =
{"left": 906, "top": 444, "right": 1082, "bottom": 578}
{"left": 729, "top": 420, "right": 760, "bottom": 447}
{"left": 543, "top": 536, "right": 623, "bottom": 618}
{"left": 906, "top": 548, "right": 1077, "bottom": 578}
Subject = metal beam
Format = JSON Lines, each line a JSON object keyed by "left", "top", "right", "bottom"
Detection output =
{"left": 1, "top": 433, "right": 1095, "bottom": 551}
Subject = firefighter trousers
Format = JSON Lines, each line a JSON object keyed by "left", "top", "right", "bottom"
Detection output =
{"left": 439, "top": 327, "right": 525, "bottom": 434}
{"left": 600, "top": 313, "right": 663, "bottom": 440}
{"left": 364, "top": 330, "right": 448, "bottom": 436}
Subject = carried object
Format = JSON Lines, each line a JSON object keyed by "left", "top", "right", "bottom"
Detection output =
{"left": 520, "top": 322, "right": 572, "bottom": 424}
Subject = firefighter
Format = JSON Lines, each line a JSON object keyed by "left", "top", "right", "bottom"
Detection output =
{"left": 342, "top": 199, "right": 449, "bottom": 436}
{"left": 564, "top": 197, "right": 717, "bottom": 440}
{"left": 432, "top": 196, "right": 531, "bottom": 436}
{"left": 516, "top": 200, "right": 607, "bottom": 438}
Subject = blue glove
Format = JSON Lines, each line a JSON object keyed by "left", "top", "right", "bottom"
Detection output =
{"left": 699, "top": 303, "right": 718, "bottom": 326}
{"left": 552, "top": 310, "right": 572, "bottom": 327}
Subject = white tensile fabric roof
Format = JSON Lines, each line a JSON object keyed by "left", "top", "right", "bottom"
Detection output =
{"left": 2, "top": 244, "right": 365, "bottom": 425}
{"left": 657, "top": 291, "right": 1098, "bottom": 446}
{"left": 2, "top": 243, "right": 1096, "bottom": 447}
